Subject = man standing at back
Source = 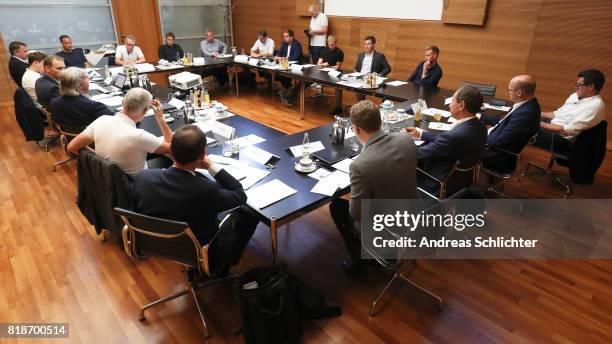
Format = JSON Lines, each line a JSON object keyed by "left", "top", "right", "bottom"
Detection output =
{"left": 330, "top": 100, "right": 418, "bottom": 274}
{"left": 306, "top": 4, "right": 328, "bottom": 65}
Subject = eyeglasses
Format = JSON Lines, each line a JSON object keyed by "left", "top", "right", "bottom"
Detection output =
{"left": 576, "top": 83, "right": 586, "bottom": 89}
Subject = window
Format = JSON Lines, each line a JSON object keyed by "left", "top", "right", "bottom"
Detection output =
{"left": 158, "top": 0, "right": 232, "bottom": 56}
{"left": 0, "top": 0, "right": 117, "bottom": 55}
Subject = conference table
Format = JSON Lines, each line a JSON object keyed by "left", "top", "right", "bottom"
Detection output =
{"left": 92, "top": 64, "right": 508, "bottom": 265}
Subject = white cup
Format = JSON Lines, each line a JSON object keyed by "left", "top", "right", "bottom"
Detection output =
{"left": 299, "top": 158, "right": 313, "bottom": 167}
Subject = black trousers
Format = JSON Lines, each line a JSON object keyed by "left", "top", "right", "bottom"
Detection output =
{"left": 309, "top": 45, "right": 325, "bottom": 65}
{"left": 203, "top": 67, "right": 229, "bottom": 87}
{"left": 329, "top": 198, "right": 361, "bottom": 261}
{"left": 534, "top": 128, "right": 572, "bottom": 155}
{"left": 210, "top": 206, "right": 259, "bottom": 271}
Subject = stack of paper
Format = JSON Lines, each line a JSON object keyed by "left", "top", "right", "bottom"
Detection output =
{"left": 246, "top": 179, "right": 297, "bottom": 209}
{"left": 310, "top": 170, "right": 351, "bottom": 196}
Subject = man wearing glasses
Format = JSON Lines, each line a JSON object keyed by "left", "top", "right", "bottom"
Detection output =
{"left": 537, "top": 69, "right": 606, "bottom": 153}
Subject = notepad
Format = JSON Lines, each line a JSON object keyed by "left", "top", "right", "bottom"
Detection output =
{"left": 247, "top": 179, "right": 297, "bottom": 209}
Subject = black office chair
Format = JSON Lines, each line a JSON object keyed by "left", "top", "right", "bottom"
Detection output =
{"left": 114, "top": 208, "right": 236, "bottom": 339}
{"left": 52, "top": 123, "right": 84, "bottom": 172}
{"left": 13, "top": 88, "right": 58, "bottom": 151}
{"left": 480, "top": 134, "right": 538, "bottom": 210}
{"left": 418, "top": 160, "right": 481, "bottom": 199}
{"left": 522, "top": 121, "right": 607, "bottom": 196}
{"left": 460, "top": 81, "right": 496, "bottom": 97}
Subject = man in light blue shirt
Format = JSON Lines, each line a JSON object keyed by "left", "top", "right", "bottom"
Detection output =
{"left": 199, "top": 30, "right": 229, "bottom": 87}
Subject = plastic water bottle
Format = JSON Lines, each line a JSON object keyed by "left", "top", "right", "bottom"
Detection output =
{"left": 302, "top": 133, "right": 310, "bottom": 159}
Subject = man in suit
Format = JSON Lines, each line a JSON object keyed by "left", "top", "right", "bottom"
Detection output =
{"left": 51, "top": 67, "right": 114, "bottom": 128}
{"left": 407, "top": 45, "right": 443, "bottom": 87}
{"left": 406, "top": 85, "right": 487, "bottom": 196}
{"left": 275, "top": 29, "right": 304, "bottom": 106}
{"left": 133, "top": 125, "right": 259, "bottom": 272}
{"left": 482, "top": 75, "right": 541, "bottom": 172}
{"left": 35, "top": 55, "right": 66, "bottom": 110}
{"left": 330, "top": 100, "right": 418, "bottom": 274}
{"left": 354, "top": 35, "right": 391, "bottom": 77}
{"left": 8, "top": 41, "right": 29, "bottom": 87}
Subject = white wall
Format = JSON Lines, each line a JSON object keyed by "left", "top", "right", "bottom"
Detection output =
{"left": 324, "top": 0, "right": 444, "bottom": 21}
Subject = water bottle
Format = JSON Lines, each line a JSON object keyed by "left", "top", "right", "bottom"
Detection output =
{"left": 302, "top": 133, "right": 310, "bottom": 159}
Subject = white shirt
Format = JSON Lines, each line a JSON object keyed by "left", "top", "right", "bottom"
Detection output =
{"left": 115, "top": 45, "right": 144, "bottom": 63}
{"left": 309, "top": 12, "right": 328, "bottom": 47}
{"left": 360, "top": 52, "right": 374, "bottom": 74}
{"left": 552, "top": 92, "right": 606, "bottom": 139}
{"left": 450, "top": 116, "right": 477, "bottom": 130}
{"left": 251, "top": 38, "right": 275, "bottom": 55}
{"left": 22, "top": 68, "right": 41, "bottom": 102}
{"left": 488, "top": 100, "right": 527, "bottom": 135}
{"left": 82, "top": 113, "right": 164, "bottom": 175}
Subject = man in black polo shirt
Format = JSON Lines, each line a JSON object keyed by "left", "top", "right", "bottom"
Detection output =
{"left": 407, "top": 45, "right": 443, "bottom": 87}
{"left": 316, "top": 36, "right": 345, "bottom": 115}
{"left": 158, "top": 32, "right": 184, "bottom": 61}
{"left": 56, "top": 35, "right": 89, "bottom": 68}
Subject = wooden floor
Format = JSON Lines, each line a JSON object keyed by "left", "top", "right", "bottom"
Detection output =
{"left": 2, "top": 87, "right": 612, "bottom": 344}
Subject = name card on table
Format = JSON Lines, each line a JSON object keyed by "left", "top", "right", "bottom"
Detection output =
{"left": 328, "top": 70, "right": 341, "bottom": 78}
{"left": 290, "top": 64, "right": 304, "bottom": 73}
{"left": 193, "top": 57, "right": 205, "bottom": 66}
{"left": 248, "top": 58, "right": 259, "bottom": 66}
{"left": 234, "top": 55, "right": 250, "bottom": 63}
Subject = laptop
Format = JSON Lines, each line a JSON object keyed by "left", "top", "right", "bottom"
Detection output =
{"left": 312, "top": 144, "right": 359, "bottom": 165}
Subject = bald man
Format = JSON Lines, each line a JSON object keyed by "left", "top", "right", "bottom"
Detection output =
{"left": 481, "top": 75, "right": 541, "bottom": 172}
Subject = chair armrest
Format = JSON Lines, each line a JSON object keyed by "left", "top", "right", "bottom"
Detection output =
{"left": 417, "top": 167, "right": 442, "bottom": 184}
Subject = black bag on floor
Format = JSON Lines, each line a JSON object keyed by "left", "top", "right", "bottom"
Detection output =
{"left": 236, "top": 265, "right": 301, "bottom": 344}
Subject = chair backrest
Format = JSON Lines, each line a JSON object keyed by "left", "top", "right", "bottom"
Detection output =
{"left": 114, "top": 207, "right": 210, "bottom": 274}
{"left": 55, "top": 122, "right": 84, "bottom": 158}
{"left": 443, "top": 160, "right": 480, "bottom": 198}
{"left": 13, "top": 87, "right": 45, "bottom": 141}
{"left": 461, "top": 81, "right": 496, "bottom": 97}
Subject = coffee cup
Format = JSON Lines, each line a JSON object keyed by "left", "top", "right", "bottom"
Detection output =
{"left": 299, "top": 158, "right": 313, "bottom": 167}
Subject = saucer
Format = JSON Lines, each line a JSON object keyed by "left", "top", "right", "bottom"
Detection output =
{"left": 294, "top": 162, "right": 317, "bottom": 173}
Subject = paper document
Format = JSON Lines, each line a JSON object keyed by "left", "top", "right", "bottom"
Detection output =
{"left": 346, "top": 72, "right": 364, "bottom": 77}
{"left": 484, "top": 103, "right": 511, "bottom": 112}
{"left": 332, "top": 158, "right": 354, "bottom": 174}
{"left": 209, "top": 154, "right": 250, "bottom": 168}
{"left": 309, "top": 168, "right": 332, "bottom": 181}
{"left": 196, "top": 120, "right": 235, "bottom": 139}
{"left": 168, "top": 97, "right": 186, "bottom": 109}
{"left": 233, "top": 134, "right": 266, "bottom": 148}
{"left": 386, "top": 80, "right": 408, "bottom": 87}
{"left": 289, "top": 141, "right": 325, "bottom": 157}
{"left": 98, "top": 96, "right": 124, "bottom": 107}
{"left": 236, "top": 166, "right": 270, "bottom": 190}
{"left": 246, "top": 179, "right": 297, "bottom": 209}
{"left": 157, "top": 64, "right": 184, "bottom": 70}
{"left": 134, "top": 63, "right": 156, "bottom": 73}
{"left": 85, "top": 52, "right": 105, "bottom": 66}
{"left": 310, "top": 170, "right": 350, "bottom": 196}
{"left": 428, "top": 122, "right": 453, "bottom": 131}
{"left": 423, "top": 108, "right": 452, "bottom": 117}
{"left": 242, "top": 146, "right": 276, "bottom": 165}
{"left": 337, "top": 80, "right": 362, "bottom": 88}
{"left": 91, "top": 93, "right": 113, "bottom": 101}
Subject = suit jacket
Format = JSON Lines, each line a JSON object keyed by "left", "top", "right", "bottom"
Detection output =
{"left": 133, "top": 167, "right": 247, "bottom": 244}
{"left": 354, "top": 51, "right": 391, "bottom": 76}
{"left": 77, "top": 149, "right": 134, "bottom": 246}
{"left": 418, "top": 117, "right": 487, "bottom": 194}
{"left": 35, "top": 74, "right": 60, "bottom": 110}
{"left": 483, "top": 98, "right": 541, "bottom": 172}
{"left": 50, "top": 94, "right": 114, "bottom": 128}
{"left": 276, "top": 40, "right": 304, "bottom": 63}
{"left": 14, "top": 87, "right": 44, "bottom": 141}
{"left": 349, "top": 131, "right": 418, "bottom": 226}
{"left": 9, "top": 56, "right": 28, "bottom": 87}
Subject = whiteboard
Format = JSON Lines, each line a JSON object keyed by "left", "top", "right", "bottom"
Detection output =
{"left": 324, "top": 0, "right": 444, "bottom": 21}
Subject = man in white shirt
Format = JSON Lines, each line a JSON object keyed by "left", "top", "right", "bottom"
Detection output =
{"left": 250, "top": 30, "right": 274, "bottom": 58}
{"left": 68, "top": 88, "right": 172, "bottom": 175}
{"left": 538, "top": 69, "right": 606, "bottom": 153}
{"left": 115, "top": 35, "right": 146, "bottom": 66}
{"left": 21, "top": 51, "right": 47, "bottom": 108}
{"left": 306, "top": 5, "right": 328, "bottom": 65}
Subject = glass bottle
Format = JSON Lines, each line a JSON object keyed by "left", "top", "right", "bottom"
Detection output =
{"left": 302, "top": 133, "right": 310, "bottom": 160}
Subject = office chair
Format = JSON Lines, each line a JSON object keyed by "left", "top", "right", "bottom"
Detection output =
{"left": 114, "top": 208, "right": 237, "bottom": 339}
{"left": 460, "top": 81, "right": 496, "bottom": 97}
{"left": 13, "top": 88, "right": 58, "bottom": 151}
{"left": 52, "top": 123, "right": 83, "bottom": 172}
{"left": 521, "top": 121, "right": 607, "bottom": 196}
{"left": 480, "top": 134, "right": 538, "bottom": 211}
{"left": 363, "top": 195, "right": 448, "bottom": 317}
{"left": 417, "top": 160, "right": 481, "bottom": 199}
